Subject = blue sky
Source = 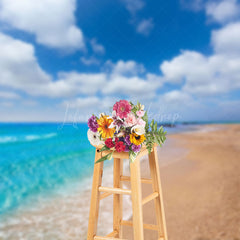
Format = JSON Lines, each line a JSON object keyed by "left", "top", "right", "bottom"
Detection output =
{"left": 0, "top": 0, "right": 240, "bottom": 122}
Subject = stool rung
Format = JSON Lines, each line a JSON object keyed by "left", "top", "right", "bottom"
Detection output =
{"left": 99, "top": 186, "right": 131, "bottom": 195}
{"left": 121, "top": 220, "right": 159, "bottom": 231}
{"left": 142, "top": 192, "right": 159, "bottom": 205}
{"left": 120, "top": 176, "right": 152, "bottom": 184}
{"left": 100, "top": 192, "right": 112, "bottom": 200}
{"left": 94, "top": 236, "right": 127, "bottom": 240}
{"left": 105, "top": 230, "right": 117, "bottom": 237}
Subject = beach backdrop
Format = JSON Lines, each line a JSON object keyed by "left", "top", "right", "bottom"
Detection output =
{"left": 0, "top": 123, "right": 239, "bottom": 240}
{"left": 0, "top": 0, "right": 240, "bottom": 239}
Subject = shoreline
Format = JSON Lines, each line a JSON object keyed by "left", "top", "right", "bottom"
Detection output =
{"left": 1, "top": 124, "right": 239, "bottom": 239}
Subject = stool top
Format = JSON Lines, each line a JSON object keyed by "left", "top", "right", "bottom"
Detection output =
{"left": 93, "top": 143, "right": 157, "bottom": 159}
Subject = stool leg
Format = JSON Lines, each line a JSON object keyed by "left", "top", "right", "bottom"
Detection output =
{"left": 130, "top": 156, "right": 144, "bottom": 240}
{"left": 149, "top": 147, "right": 168, "bottom": 240}
{"left": 113, "top": 158, "right": 123, "bottom": 238}
{"left": 87, "top": 150, "right": 104, "bottom": 240}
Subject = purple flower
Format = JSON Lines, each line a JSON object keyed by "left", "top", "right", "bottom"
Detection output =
{"left": 124, "top": 135, "right": 131, "bottom": 146}
{"left": 131, "top": 144, "right": 141, "bottom": 153}
{"left": 88, "top": 115, "right": 98, "bottom": 132}
{"left": 124, "top": 145, "right": 130, "bottom": 152}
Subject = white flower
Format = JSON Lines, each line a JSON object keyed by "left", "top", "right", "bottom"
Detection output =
{"left": 131, "top": 125, "right": 145, "bottom": 135}
{"left": 140, "top": 104, "right": 144, "bottom": 110}
{"left": 99, "top": 112, "right": 105, "bottom": 118}
{"left": 137, "top": 118, "right": 146, "bottom": 127}
{"left": 87, "top": 129, "right": 103, "bottom": 146}
{"left": 112, "top": 110, "right": 117, "bottom": 117}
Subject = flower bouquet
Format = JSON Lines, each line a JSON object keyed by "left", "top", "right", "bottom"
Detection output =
{"left": 87, "top": 100, "right": 166, "bottom": 163}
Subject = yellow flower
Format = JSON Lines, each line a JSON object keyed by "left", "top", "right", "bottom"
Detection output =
{"left": 129, "top": 132, "right": 146, "bottom": 145}
{"left": 97, "top": 115, "right": 115, "bottom": 139}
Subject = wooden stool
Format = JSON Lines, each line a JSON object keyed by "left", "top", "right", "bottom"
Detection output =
{"left": 87, "top": 145, "right": 168, "bottom": 240}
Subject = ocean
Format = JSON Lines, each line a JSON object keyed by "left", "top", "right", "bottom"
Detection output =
{"left": 0, "top": 123, "right": 96, "bottom": 216}
{"left": 0, "top": 122, "right": 207, "bottom": 239}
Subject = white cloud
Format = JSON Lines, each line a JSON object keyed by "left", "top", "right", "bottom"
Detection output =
{"left": 90, "top": 38, "right": 105, "bottom": 55}
{"left": 62, "top": 96, "right": 100, "bottom": 109}
{"left": 102, "top": 75, "right": 161, "bottom": 97}
{"left": 160, "top": 21, "right": 240, "bottom": 96}
{"left": 162, "top": 90, "right": 192, "bottom": 104}
{"left": 120, "top": 0, "right": 145, "bottom": 14}
{"left": 161, "top": 50, "right": 240, "bottom": 96}
{"left": 111, "top": 60, "right": 145, "bottom": 76}
{"left": 206, "top": 0, "right": 240, "bottom": 24}
{"left": 49, "top": 72, "right": 107, "bottom": 97}
{"left": 61, "top": 96, "right": 122, "bottom": 122}
{"left": 160, "top": 50, "right": 208, "bottom": 84}
{"left": 0, "top": 32, "right": 52, "bottom": 92}
{"left": 0, "top": 35, "right": 162, "bottom": 100}
{"left": 0, "top": 0, "right": 84, "bottom": 50}
{"left": 136, "top": 18, "right": 154, "bottom": 36}
{"left": 80, "top": 56, "right": 100, "bottom": 66}
{"left": 211, "top": 22, "right": 240, "bottom": 56}
{"left": 0, "top": 32, "right": 107, "bottom": 98}
{"left": 0, "top": 91, "right": 20, "bottom": 99}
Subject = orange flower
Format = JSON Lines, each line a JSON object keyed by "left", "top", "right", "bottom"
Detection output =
{"left": 97, "top": 115, "right": 115, "bottom": 139}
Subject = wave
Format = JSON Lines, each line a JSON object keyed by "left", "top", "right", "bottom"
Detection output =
{"left": 0, "top": 133, "right": 57, "bottom": 144}
{"left": 0, "top": 136, "right": 18, "bottom": 143}
{"left": 25, "top": 133, "right": 57, "bottom": 141}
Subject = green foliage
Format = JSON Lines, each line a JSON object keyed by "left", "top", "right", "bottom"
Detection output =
{"left": 142, "top": 111, "right": 149, "bottom": 132}
{"left": 95, "top": 151, "right": 113, "bottom": 164}
{"left": 129, "top": 150, "right": 139, "bottom": 163}
{"left": 145, "top": 119, "right": 167, "bottom": 154}
{"left": 131, "top": 104, "right": 139, "bottom": 115}
{"left": 99, "top": 145, "right": 110, "bottom": 152}
{"left": 145, "top": 132, "right": 155, "bottom": 154}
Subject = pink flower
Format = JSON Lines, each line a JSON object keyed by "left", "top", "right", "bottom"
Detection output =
{"left": 136, "top": 110, "right": 145, "bottom": 117}
{"left": 113, "top": 100, "right": 132, "bottom": 119}
{"left": 125, "top": 112, "right": 137, "bottom": 127}
{"left": 137, "top": 118, "right": 146, "bottom": 127}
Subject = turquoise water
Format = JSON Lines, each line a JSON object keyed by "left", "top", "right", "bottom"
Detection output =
{"left": 0, "top": 122, "right": 204, "bottom": 217}
{"left": 0, "top": 123, "right": 96, "bottom": 216}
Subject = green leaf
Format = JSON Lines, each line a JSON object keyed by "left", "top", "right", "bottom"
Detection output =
{"left": 150, "top": 120, "right": 154, "bottom": 130}
{"left": 129, "top": 151, "right": 138, "bottom": 163}
{"left": 106, "top": 151, "right": 113, "bottom": 160}
{"left": 154, "top": 122, "right": 157, "bottom": 132}
{"left": 158, "top": 126, "right": 163, "bottom": 133}
{"left": 95, "top": 152, "right": 113, "bottom": 164}
{"left": 99, "top": 145, "right": 110, "bottom": 152}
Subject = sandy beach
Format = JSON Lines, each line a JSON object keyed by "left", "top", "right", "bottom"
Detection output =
{"left": 122, "top": 124, "right": 240, "bottom": 240}
{"left": 1, "top": 124, "right": 239, "bottom": 240}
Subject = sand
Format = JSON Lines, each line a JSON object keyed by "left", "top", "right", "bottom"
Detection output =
{"left": 123, "top": 124, "right": 240, "bottom": 240}
{"left": 1, "top": 124, "right": 239, "bottom": 240}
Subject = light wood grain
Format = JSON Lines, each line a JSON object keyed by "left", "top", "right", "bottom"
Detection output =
{"left": 113, "top": 158, "right": 123, "bottom": 238}
{"left": 92, "top": 143, "right": 157, "bottom": 159}
{"left": 94, "top": 236, "right": 127, "bottom": 240}
{"left": 120, "top": 175, "right": 152, "bottom": 184}
{"left": 99, "top": 186, "right": 131, "bottom": 195}
{"left": 105, "top": 230, "right": 117, "bottom": 237}
{"left": 130, "top": 156, "right": 144, "bottom": 240}
{"left": 87, "top": 150, "right": 104, "bottom": 240}
{"left": 121, "top": 220, "right": 159, "bottom": 231}
{"left": 87, "top": 144, "right": 168, "bottom": 240}
{"left": 149, "top": 147, "right": 168, "bottom": 240}
{"left": 99, "top": 192, "right": 112, "bottom": 200}
{"left": 142, "top": 192, "right": 159, "bottom": 205}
